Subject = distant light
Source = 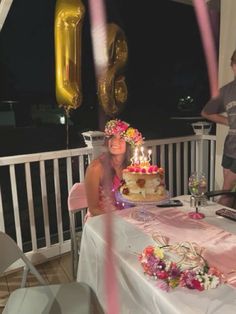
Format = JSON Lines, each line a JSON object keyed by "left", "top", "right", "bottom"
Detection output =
{"left": 60, "top": 115, "right": 65, "bottom": 124}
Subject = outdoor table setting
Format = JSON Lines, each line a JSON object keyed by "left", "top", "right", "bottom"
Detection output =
{"left": 77, "top": 195, "right": 236, "bottom": 314}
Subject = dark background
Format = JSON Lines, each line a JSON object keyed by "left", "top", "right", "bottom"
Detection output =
{"left": 0, "top": 0, "right": 218, "bottom": 155}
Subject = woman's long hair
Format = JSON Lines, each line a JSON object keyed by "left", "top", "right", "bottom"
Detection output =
{"left": 100, "top": 138, "right": 133, "bottom": 183}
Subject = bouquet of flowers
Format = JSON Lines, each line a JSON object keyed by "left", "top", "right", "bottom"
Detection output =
{"left": 139, "top": 244, "right": 222, "bottom": 292}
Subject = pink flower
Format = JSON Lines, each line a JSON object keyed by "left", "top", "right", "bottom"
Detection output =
{"left": 144, "top": 246, "right": 154, "bottom": 255}
{"left": 192, "top": 279, "right": 204, "bottom": 291}
{"left": 156, "top": 270, "right": 169, "bottom": 280}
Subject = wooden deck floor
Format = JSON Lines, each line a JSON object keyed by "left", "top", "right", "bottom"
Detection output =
{"left": 0, "top": 252, "right": 74, "bottom": 313}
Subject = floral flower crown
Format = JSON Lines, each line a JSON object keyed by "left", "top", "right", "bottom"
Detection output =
{"left": 139, "top": 243, "right": 223, "bottom": 292}
{"left": 104, "top": 119, "right": 143, "bottom": 147}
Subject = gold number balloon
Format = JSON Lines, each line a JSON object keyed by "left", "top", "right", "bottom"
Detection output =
{"left": 97, "top": 23, "right": 128, "bottom": 117}
{"left": 55, "top": 0, "right": 85, "bottom": 111}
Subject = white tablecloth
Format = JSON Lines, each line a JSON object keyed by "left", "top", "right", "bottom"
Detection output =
{"left": 77, "top": 195, "right": 236, "bottom": 314}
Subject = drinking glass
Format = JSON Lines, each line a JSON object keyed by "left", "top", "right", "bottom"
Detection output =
{"left": 188, "top": 171, "right": 207, "bottom": 219}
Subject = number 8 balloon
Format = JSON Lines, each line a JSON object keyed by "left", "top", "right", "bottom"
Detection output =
{"left": 55, "top": 0, "right": 85, "bottom": 112}
{"left": 97, "top": 23, "right": 128, "bottom": 117}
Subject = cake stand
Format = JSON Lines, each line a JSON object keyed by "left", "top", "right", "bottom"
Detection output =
{"left": 116, "top": 191, "right": 169, "bottom": 222}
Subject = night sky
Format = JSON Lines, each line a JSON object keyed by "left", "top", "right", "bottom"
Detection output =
{"left": 0, "top": 0, "right": 216, "bottom": 153}
{"left": 0, "top": 0, "right": 56, "bottom": 100}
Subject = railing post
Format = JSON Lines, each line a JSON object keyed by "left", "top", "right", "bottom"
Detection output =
{"left": 192, "top": 122, "right": 212, "bottom": 182}
{"left": 82, "top": 131, "right": 106, "bottom": 160}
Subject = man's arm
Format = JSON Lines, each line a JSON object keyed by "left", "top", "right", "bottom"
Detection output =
{"left": 201, "top": 110, "right": 228, "bottom": 126}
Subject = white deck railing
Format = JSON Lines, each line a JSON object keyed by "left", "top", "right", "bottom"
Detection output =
{"left": 145, "top": 134, "right": 216, "bottom": 197}
{"left": 0, "top": 134, "right": 216, "bottom": 270}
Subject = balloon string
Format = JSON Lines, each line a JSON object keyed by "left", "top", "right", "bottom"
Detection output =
{"left": 65, "top": 108, "right": 70, "bottom": 149}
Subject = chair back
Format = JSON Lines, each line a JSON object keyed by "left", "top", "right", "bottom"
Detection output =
{"left": 0, "top": 231, "right": 45, "bottom": 286}
{"left": 68, "top": 182, "right": 88, "bottom": 212}
{"left": 0, "top": 231, "right": 24, "bottom": 274}
{"left": 1, "top": 231, "right": 104, "bottom": 314}
{"left": 67, "top": 183, "right": 88, "bottom": 279}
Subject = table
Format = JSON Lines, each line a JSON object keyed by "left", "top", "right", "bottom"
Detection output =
{"left": 77, "top": 195, "right": 236, "bottom": 314}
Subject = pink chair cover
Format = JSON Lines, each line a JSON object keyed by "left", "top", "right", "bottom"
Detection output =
{"left": 68, "top": 183, "right": 88, "bottom": 212}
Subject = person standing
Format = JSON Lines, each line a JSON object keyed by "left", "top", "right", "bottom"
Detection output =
{"left": 201, "top": 49, "right": 236, "bottom": 207}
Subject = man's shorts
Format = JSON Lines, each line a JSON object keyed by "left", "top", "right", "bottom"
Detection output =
{"left": 222, "top": 154, "right": 236, "bottom": 173}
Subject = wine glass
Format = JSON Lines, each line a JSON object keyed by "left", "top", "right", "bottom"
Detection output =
{"left": 188, "top": 171, "right": 207, "bottom": 219}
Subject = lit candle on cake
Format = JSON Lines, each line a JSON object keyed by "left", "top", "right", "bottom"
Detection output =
{"left": 140, "top": 146, "right": 144, "bottom": 163}
{"left": 148, "top": 149, "right": 152, "bottom": 163}
{"left": 131, "top": 147, "right": 138, "bottom": 165}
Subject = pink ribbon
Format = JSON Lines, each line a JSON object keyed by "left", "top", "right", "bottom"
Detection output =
{"left": 104, "top": 211, "right": 120, "bottom": 314}
{"left": 193, "top": 0, "right": 219, "bottom": 98}
{"left": 88, "top": 4, "right": 120, "bottom": 308}
{"left": 88, "top": 0, "right": 108, "bottom": 78}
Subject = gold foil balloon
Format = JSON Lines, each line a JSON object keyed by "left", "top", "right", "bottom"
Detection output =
{"left": 98, "top": 23, "right": 128, "bottom": 117}
{"left": 55, "top": 0, "right": 85, "bottom": 111}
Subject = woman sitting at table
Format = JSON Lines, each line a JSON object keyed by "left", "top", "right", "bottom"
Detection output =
{"left": 84, "top": 119, "right": 143, "bottom": 216}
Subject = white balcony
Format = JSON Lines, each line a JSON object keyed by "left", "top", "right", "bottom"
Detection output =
{"left": 0, "top": 133, "right": 216, "bottom": 272}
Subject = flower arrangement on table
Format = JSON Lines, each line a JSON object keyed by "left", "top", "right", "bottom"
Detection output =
{"left": 138, "top": 242, "right": 223, "bottom": 292}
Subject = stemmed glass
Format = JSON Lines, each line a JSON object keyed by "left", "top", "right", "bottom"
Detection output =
{"left": 188, "top": 171, "right": 207, "bottom": 219}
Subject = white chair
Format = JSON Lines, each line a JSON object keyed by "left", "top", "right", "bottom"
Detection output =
{"left": 0, "top": 231, "right": 103, "bottom": 314}
{"left": 67, "top": 182, "right": 88, "bottom": 279}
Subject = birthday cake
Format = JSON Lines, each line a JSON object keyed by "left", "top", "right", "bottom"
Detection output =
{"left": 120, "top": 147, "right": 167, "bottom": 202}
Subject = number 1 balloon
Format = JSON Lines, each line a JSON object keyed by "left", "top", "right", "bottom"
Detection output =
{"left": 55, "top": 0, "right": 85, "bottom": 112}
